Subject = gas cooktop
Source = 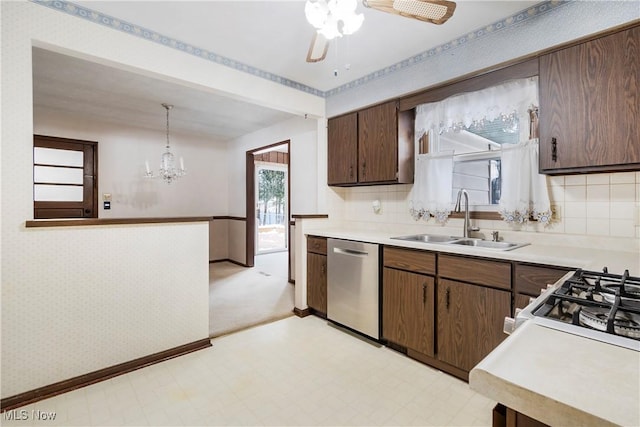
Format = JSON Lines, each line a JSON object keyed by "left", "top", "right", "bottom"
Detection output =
{"left": 524, "top": 268, "right": 640, "bottom": 351}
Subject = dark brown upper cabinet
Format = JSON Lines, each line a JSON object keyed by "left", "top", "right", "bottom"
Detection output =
{"left": 327, "top": 112, "right": 358, "bottom": 185}
{"left": 327, "top": 101, "right": 414, "bottom": 186}
{"left": 539, "top": 25, "right": 640, "bottom": 174}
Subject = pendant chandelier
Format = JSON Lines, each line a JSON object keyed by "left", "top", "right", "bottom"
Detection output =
{"left": 144, "top": 103, "right": 186, "bottom": 184}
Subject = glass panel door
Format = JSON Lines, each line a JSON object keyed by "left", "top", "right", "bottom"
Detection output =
{"left": 255, "top": 164, "right": 288, "bottom": 253}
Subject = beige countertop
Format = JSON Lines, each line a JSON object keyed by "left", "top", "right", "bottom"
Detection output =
{"left": 469, "top": 321, "right": 640, "bottom": 427}
{"left": 305, "top": 228, "right": 640, "bottom": 275}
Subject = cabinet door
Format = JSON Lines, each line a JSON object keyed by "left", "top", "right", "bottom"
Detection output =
{"left": 307, "top": 253, "right": 327, "bottom": 315}
{"left": 437, "top": 279, "right": 511, "bottom": 371}
{"left": 358, "top": 101, "right": 398, "bottom": 183}
{"left": 327, "top": 113, "right": 358, "bottom": 185}
{"left": 539, "top": 26, "right": 640, "bottom": 173}
{"left": 383, "top": 268, "right": 435, "bottom": 356}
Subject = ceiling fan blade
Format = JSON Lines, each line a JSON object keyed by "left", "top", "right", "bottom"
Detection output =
{"left": 363, "top": 0, "right": 456, "bottom": 25}
{"left": 306, "top": 32, "right": 329, "bottom": 63}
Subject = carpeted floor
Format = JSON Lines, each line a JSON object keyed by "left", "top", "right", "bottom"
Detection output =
{"left": 209, "top": 252, "right": 294, "bottom": 337}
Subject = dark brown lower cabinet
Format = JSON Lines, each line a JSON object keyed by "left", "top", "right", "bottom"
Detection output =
{"left": 513, "top": 263, "right": 571, "bottom": 315}
{"left": 382, "top": 268, "right": 435, "bottom": 357}
{"left": 306, "top": 252, "right": 327, "bottom": 315}
{"left": 437, "top": 279, "right": 511, "bottom": 371}
{"left": 493, "top": 404, "right": 549, "bottom": 427}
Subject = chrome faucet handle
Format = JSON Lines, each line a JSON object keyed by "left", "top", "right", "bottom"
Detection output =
{"left": 491, "top": 231, "right": 500, "bottom": 242}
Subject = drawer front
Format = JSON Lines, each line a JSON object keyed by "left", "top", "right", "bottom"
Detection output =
{"left": 307, "top": 236, "right": 327, "bottom": 255}
{"left": 515, "top": 264, "right": 571, "bottom": 296}
{"left": 384, "top": 246, "right": 436, "bottom": 275}
{"left": 439, "top": 254, "right": 511, "bottom": 290}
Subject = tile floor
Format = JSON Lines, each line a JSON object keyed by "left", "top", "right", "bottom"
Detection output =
{"left": 2, "top": 316, "right": 495, "bottom": 426}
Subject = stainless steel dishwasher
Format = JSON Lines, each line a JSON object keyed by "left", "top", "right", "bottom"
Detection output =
{"left": 327, "top": 238, "right": 380, "bottom": 340}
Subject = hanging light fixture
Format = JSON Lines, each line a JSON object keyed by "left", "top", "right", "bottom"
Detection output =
{"left": 305, "top": 0, "right": 364, "bottom": 40}
{"left": 144, "top": 103, "right": 186, "bottom": 184}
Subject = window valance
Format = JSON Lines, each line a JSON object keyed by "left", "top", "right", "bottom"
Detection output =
{"left": 415, "top": 77, "right": 539, "bottom": 143}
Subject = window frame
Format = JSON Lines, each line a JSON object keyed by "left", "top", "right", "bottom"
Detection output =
{"left": 33, "top": 135, "right": 98, "bottom": 219}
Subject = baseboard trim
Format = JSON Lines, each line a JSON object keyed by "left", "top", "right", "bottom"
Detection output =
{"left": 209, "top": 258, "right": 248, "bottom": 267}
{"left": 293, "top": 307, "right": 311, "bottom": 318}
{"left": 406, "top": 348, "right": 469, "bottom": 382}
{"left": 1, "top": 338, "right": 212, "bottom": 412}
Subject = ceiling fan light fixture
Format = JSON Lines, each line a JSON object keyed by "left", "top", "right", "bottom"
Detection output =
{"left": 342, "top": 11, "right": 365, "bottom": 35}
{"left": 363, "top": 0, "right": 456, "bottom": 25}
{"left": 305, "top": 0, "right": 364, "bottom": 40}
{"left": 305, "top": 0, "right": 329, "bottom": 29}
{"left": 393, "top": 0, "right": 447, "bottom": 20}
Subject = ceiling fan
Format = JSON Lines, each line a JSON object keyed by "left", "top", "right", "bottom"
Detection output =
{"left": 305, "top": 0, "right": 457, "bottom": 63}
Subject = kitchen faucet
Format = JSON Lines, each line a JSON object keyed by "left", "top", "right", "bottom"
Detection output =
{"left": 454, "top": 189, "right": 480, "bottom": 238}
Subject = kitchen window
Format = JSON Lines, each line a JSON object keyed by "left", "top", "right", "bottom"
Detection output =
{"left": 413, "top": 77, "right": 539, "bottom": 217}
{"left": 33, "top": 135, "right": 98, "bottom": 219}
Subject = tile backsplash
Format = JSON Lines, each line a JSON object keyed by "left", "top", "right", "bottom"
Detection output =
{"left": 338, "top": 172, "right": 640, "bottom": 239}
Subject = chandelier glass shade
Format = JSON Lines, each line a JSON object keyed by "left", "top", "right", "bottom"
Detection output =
{"left": 305, "top": 0, "right": 364, "bottom": 40}
{"left": 145, "top": 103, "right": 186, "bottom": 184}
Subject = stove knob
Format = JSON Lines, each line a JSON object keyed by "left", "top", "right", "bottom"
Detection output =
{"left": 514, "top": 308, "right": 523, "bottom": 317}
{"left": 503, "top": 317, "right": 516, "bottom": 335}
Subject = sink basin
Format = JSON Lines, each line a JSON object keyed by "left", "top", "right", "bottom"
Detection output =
{"left": 447, "top": 239, "right": 529, "bottom": 251}
{"left": 390, "top": 234, "right": 529, "bottom": 251}
{"left": 391, "top": 234, "right": 461, "bottom": 243}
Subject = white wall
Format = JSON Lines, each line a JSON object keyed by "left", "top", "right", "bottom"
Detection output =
{"left": 0, "top": 1, "right": 324, "bottom": 399}
{"left": 34, "top": 108, "right": 229, "bottom": 218}
{"left": 2, "top": 221, "right": 210, "bottom": 397}
{"left": 225, "top": 116, "right": 320, "bottom": 265}
{"left": 227, "top": 116, "right": 319, "bottom": 216}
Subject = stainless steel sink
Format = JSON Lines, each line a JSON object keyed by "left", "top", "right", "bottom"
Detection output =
{"left": 390, "top": 234, "right": 529, "bottom": 251}
{"left": 447, "top": 239, "right": 529, "bottom": 251}
{"left": 390, "top": 234, "right": 461, "bottom": 243}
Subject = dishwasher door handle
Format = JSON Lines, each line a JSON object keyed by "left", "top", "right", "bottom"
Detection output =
{"left": 333, "top": 247, "right": 369, "bottom": 257}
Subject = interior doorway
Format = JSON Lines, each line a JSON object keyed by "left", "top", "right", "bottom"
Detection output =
{"left": 256, "top": 163, "right": 288, "bottom": 254}
{"left": 245, "top": 140, "right": 290, "bottom": 271}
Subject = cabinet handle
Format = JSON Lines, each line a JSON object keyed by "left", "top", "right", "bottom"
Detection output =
{"left": 349, "top": 165, "right": 353, "bottom": 178}
{"left": 422, "top": 283, "right": 427, "bottom": 303}
{"left": 321, "top": 264, "right": 326, "bottom": 274}
{"left": 362, "top": 161, "right": 366, "bottom": 178}
{"left": 551, "top": 137, "right": 557, "bottom": 162}
{"left": 446, "top": 288, "right": 450, "bottom": 309}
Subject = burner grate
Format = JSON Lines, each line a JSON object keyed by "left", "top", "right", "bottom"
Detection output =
{"left": 533, "top": 267, "right": 640, "bottom": 341}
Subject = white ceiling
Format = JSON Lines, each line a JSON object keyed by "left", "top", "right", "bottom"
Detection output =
{"left": 33, "top": 0, "right": 541, "bottom": 141}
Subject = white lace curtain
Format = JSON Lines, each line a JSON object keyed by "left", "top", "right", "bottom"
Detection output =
{"left": 415, "top": 77, "right": 539, "bottom": 143}
{"left": 499, "top": 139, "right": 552, "bottom": 225}
{"left": 412, "top": 77, "right": 552, "bottom": 225}
{"left": 410, "top": 148, "right": 454, "bottom": 223}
